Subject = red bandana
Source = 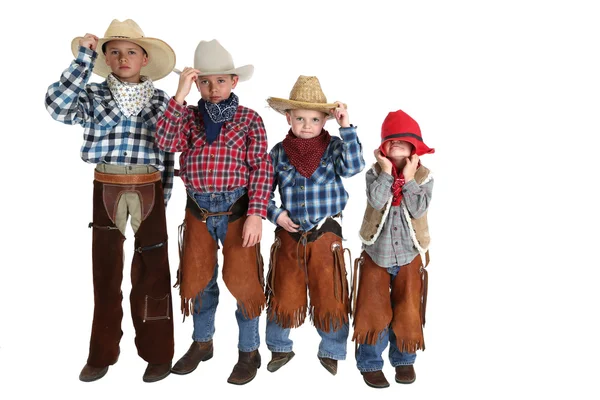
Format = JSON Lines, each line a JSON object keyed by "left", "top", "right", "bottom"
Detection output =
{"left": 283, "top": 130, "right": 331, "bottom": 178}
{"left": 391, "top": 166, "right": 405, "bottom": 206}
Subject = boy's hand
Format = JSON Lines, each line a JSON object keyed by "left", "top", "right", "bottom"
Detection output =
{"left": 276, "top": 210, "right": 300, "bottom": 233}
{"left": 242, "top": 215, "right": 262, "bottom": 247}
{"left": 331, "top": 101, "right": 350, "bottom": 128}
{"left": 374, "top": 149, "right": 393, "bottom": 175}
{"left": 403, "top": 154, "right": 420, "bottom": 181}
{"left": 174, "top": 67, "right": 200, "bottom": 105}
{"left": 79, "top": 34, "right": 99, "bottom": 51}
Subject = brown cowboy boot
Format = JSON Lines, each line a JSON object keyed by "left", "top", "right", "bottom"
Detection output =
{"left": 395, "top": 365, "right": 416, "bottom": 384}
{"left": 227, "top": 350, "right": 261, "bottom": 385}
{"left": 79, "top": 364, "right": 109, "bottom": 382}
{"left": 143, "top": 362, "right": 172, "bottom": 383}
{"left": 318, "top": 357, "right": 338, "bottom": 376}
{"left": 266, "top": 351, "right": 295, "bottom": 372}
{"left": 171, "top": 340, "right": 214, "bottom": 375}
{"left": 361, "top": 370, "right": 390, "bottom": 388}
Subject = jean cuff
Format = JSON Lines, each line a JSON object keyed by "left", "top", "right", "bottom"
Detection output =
{"left": 318, "top": 351, "right": 346, "bottom": 361}
{"left": 192, "top": 335, "right": 213, "bottom": 342}
{"left": 239, "top": 344, "right": 260, "bottom": 352}
{"left": 391, "top": 362, "right": 415, "bottom": 367}
{"left": 267, "top": 345, "right": 293, "bottom": 353}
{"left": 358, "top": 366, "right": 384, "bottom": 373}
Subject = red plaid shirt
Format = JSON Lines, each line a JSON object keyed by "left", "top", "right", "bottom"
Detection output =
{"left": 156, "top": 98, "right": 273, "bottom": 217}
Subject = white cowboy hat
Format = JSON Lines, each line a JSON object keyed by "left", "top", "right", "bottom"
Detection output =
{"left": 173, "top": 39, "right": 253, "bottom": 81}
{"left": 71, "top": 19, "right": 176, "bottom": 81}
{"left": 267, "top": 75, "right": 345, "bottom": 119}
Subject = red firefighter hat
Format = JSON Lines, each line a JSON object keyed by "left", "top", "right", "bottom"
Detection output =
{"left": 380, "top": 109, "right": 435, "bottom": 156}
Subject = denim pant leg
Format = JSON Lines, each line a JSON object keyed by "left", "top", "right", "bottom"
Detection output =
{"left": 265, "top": 319, "right": 293, "bottom": 353}
{"left": 388, "top": 265, "right": 417, "bottom": 366}
{"left": 356, "top": 329, "right": 389, "bottom": 372}
{"left": 317, "top": 323, "right": 349, "bottom": 360}
{"left": 192, "top": 263, "right": 220, "bottom": 342}
{"left": 388, "top": 328, "right": 417, "bottom": 366}
{"left": 204, "top": 188, "right": 260, "bottom": 352}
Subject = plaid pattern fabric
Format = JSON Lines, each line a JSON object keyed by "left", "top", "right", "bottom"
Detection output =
{"left": 45, "top": 46, "right": 175, "bottom": 204}
{"left": 268, "top": 126, "right": 365, "bottom": 231}
{"left": 363, "top": 168, "right": 434, "bottom": 267}
{"left": 155, "top": 98, "right": 273, "bottom": 217}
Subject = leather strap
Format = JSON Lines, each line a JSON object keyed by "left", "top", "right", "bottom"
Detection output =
{"left": 94, "top": 170, "right": 161, "bottom": 185}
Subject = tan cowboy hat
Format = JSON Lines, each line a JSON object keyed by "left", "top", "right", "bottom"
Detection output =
{"left": 175, "top": 39, "right": 253, "bottom": 81}
{"left": 71, "top": 19, "right": 176, "bottom": 81}
{"left": 267, "top": 76, "right": 344, "bottom": 119}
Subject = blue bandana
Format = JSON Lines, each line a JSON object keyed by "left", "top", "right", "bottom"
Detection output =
{"left": 198, "top": 93, "right": 239, "bottom": 144}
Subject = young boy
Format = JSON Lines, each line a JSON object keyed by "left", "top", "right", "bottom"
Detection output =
{"left": 264, "top": 76, "right": 365, "bottom": 375}
{"left": 352, "top": 109, "right": 435, "bottom": 388}
{"left": 155, "top": 39, "right": 272, "bottom": 385}
{"left": 45, "top": 19, "right": 176, "bottom": 383}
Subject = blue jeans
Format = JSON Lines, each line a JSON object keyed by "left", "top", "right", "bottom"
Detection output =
{"left": 356, "top": 265, "right": 417, "bottom": 372}
{"left": 266, "top": 319, "right": 349, "bottom": 360}
{"left": 189, "top": 187, "right": 260, "bottom": 352}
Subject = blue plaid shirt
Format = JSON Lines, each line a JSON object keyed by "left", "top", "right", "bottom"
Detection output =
{"left": 45, "top": 46, "right": 175, "bottom": 204}
{"left": 268, "top": 126, "right": 365, "bottom": 231}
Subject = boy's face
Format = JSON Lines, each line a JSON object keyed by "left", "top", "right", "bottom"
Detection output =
{"left": 382, "top": 140, "right": 414, "bottom": 160}
{"left": 196, "top": 75, "right": 239, "bottom": 104}
{"left": 104, "top": 40, "right": 148, "bottom": 83}
{"left": 286, "top": 109, "right": 327, "bottom": 139}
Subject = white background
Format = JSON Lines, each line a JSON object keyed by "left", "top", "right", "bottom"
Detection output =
{"left": 1, "top": 0, "right": 599, "bottom": 398}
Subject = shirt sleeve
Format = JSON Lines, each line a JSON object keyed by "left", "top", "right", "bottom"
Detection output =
{"left": 267, "top": 146, "right": 285, "bottom": 225}
{"left": 161, "top": 150, "right": 175, "bottom": 205}
{"left": 366, "top": 167, "right": 393, "bottom": 210}
{"left": 155, "top": 97, "right": 194, "bottom": 152}
{"left": 402, "top": 177, "right": 433, "bottom": 219}
{"left": 245, "top": 113, "right": 273, "bottom": 218}
{"left": 331, "top": 126, "right": 365, "bottom": 177}
{"left": 45, "top": 46, "right": 96, "bottom": 125}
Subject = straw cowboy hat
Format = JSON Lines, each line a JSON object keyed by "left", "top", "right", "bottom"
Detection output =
{"left": 179, "top": 39, "right": 254, "bottom": 81}
{"left": 267, "top": 76, "right": 344, "bottom": 119}
{"left": 71, "top": 19, "right": 176, "bottom": 81}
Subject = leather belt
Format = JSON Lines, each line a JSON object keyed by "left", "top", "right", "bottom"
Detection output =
{"left": 94, "top": 170, "right": 161, "bottom": 185}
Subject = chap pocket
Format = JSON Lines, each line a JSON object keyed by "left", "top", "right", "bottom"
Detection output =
{"left": 143, "top": 294, "right": 171, "bottom": 322}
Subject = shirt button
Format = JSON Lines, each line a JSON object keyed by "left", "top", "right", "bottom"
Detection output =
{"left": 208, "top": 169, "right": 213, "bottom": 173}
{"left": 210, "top": 154, "right": 215, "bottom": 158}
{"left": 393, "top": 211, "right": 397, "bottom": 215}
{"left": 300, "top": 186, "right": 304, "bottom": 190}
{"left": 394, "top": 227, "right": 398, "bottom": 231}
{"left": 302, "top": 219, "right": 306, "bottom": 223}
{"left": 124, "top": 152, "right": 128, "bottom": 156}
{"left": 128, "top": 166, "right": 133, "bottom": 170}
{"left": 209, "top": 185, "right": 214, "bottom": 189}
{"left": 395, "top": 241, "right": 398, "bottom": 245}
{"left": 301, "top": 203, "right": 305, "bottom": 207}
{"left": 174, "top": 111, "right": 181, "bottom": 117}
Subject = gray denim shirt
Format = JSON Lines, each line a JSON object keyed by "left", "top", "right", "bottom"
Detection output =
{"left": 362, "top": 169, "right": 433, "bottom": 268}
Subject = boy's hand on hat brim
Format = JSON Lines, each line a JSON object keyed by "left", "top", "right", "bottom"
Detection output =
{"left": 403, "top": 154, "right": 420, "bottom": 181}
{"left": 374, "top": 149, "right": 393, "bottom": 175}
{"left": 174, "top": 67, "right": 201, "bottom": 105}
{"left": 331, "top": 101, "right": 350, "bottom": 128}
{"left": 79, "top": 33, "right": 99, "bottom": 51}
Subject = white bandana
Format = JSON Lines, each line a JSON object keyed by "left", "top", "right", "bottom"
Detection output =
{"left": 107, "top": 74, "right": 155, "bottom": 117}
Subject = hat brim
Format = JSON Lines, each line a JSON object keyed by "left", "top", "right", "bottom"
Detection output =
{"left": 267, "top": 97, "right": 346, "bottom": 120}
{"left": 380, "top": 137, "right": 435, "bottom": 156}
{"left": 71, "top": 36, "right": 176, "bottom": 81}
{"left": 195, "top": 65, "right": 254, "bottom": 82}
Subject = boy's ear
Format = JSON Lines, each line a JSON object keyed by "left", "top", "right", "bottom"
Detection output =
{"left": 142, "top": 53, "right": 149, "bottom": 67}
{"left": 285, "top": 112, "right": 292, "bottom": 125}
{"left": 231, "top": 75, "right": 239, "bottom": 89}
